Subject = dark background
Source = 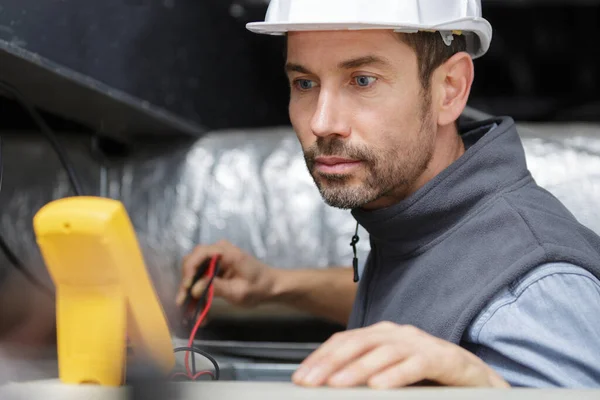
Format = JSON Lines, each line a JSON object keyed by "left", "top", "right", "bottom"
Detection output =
{"left": 0, "top": 0, "right": 599, "bottom": 137}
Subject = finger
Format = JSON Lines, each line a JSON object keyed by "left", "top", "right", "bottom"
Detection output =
{"left": 368, "top": 355, "right": 430, "bottom": 389}
{"left": 176, "top": 241, "right": 233, "bottom": 303}
{"left": 190, "top": 277, "right": 210, "bottom": 298}
{"left": 210, "top": 277, "right": 259, "bottom": 307}
{"left": 175, "top": 274, "right": 195, "bottom": 305}
{"left": 299, "top": 322, "right": 397, "bottom": 370}
{"left": 369, "top": 344, "right": 508, "bottom": 389}
{"left": 175, "top": 276, "right": 208, "bottom": 307}
{"left": 190, "top": 276, "right": 238, "bottom": 304}
{"left": 327, "top": 344, "right": 408, "bottom": 388}
{"left": 432, "top": 347, "right": 509, "bottom": 388}
{"left": 210, "top": 277, "right": 236, "bottom": 301}
{"left": 293, "top": 329, "right": 389, "bottom": 387}
{"left": 182, "top": 242, "right": 228, "bottom": 280}
{"left": 179, "top": 274, "right": 236, "bottom": 307}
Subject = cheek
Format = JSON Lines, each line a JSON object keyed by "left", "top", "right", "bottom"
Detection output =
{"left": 289, "top": 101, "right": 315, "bottom": 149}
{"left": 353, "top": 97, "right": 419, "bottom": 150}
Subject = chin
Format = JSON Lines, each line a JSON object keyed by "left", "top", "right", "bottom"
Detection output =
{"left": 318, "top": 187, "right": 373, "bottom": 210}
{"left": 321, "top": 198, "right": 358, "bottom": 210}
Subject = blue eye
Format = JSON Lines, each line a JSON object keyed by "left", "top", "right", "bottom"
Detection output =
{"left": 354, "top": 76, "right": 376, "bottom": 87}
{"left": 295, "top": 79, "right": 316, "bottom": 90}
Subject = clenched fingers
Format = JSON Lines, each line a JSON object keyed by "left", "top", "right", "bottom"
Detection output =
{"left": 367, "top": 354, "right": 431, "bottom": 389}
{"left": 368, "top": 351, "right": 507, "bottom": 389}
{"left": 176, "top": 240, "right": 237, "bottom": 305}
{"left": 182, "top": 241, "right": 228, "bottom": 280}
{"left": 292, "top": 322, "right": 510, "bottom": 389}
{"left": 293, "top": 327, "right": 396, "bottom": 386}
{"left": 327, "top": 344, "right": 408, "bottom": 387}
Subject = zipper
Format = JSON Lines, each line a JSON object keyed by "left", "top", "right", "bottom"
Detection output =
{"left": 359, "top": 239, "right": 380, "bottom": 327}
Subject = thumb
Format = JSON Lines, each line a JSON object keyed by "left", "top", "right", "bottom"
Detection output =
{"left": 189, "top": 277, "right": 210, "bottom": 299}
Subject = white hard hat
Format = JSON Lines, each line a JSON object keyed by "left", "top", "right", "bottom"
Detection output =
{"left": 246, "top": 0, "right": 493, "bottom": 59}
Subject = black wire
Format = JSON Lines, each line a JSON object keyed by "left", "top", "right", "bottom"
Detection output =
{"left": 183, "top": 257, "right": 221, "bottom": 375}
{"left": 0, "top": 135, "right": 54, "bottom": 297}
{"left": 0, "top": 80, "right": 86, "bottom": 297}
{"left": 173, "top": 346, "right": 220, "bottom": 380}
{"left": 0, "top": 235, "right": 54, "bottom": 297}
{"left": 195, "top": 259, "right": 221, "bottom": 311}
{"left": 0, "top": 136, "right": 7, "bottom": 284}
{"left": 185, "top": 258, "right": 220, "bottom": 374}
{"left": 0, "top": 137, "right": 3, "bottom": 194}
{"left": 0, "top": 80, "right": 84, "bottom": 196}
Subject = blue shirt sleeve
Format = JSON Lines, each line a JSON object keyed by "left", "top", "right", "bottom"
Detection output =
{"left": 463, "top": 262, "right": 600, "bottom": 388}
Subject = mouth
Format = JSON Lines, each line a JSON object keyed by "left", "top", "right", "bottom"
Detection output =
{"left": 314, "top": 156, "right": 362, "bottom": 175}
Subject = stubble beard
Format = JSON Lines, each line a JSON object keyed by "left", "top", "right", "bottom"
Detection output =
{"left": 303, "top": 96, "right": 435, "bottom": 210}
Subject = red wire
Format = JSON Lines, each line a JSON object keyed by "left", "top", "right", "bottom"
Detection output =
{"left": 171, "top": 371, "right": 214, "bottom": 380}
{"left": 184, "top": 254, "right": 220, "bottom": 378}
{"left": 193, "top": 371, "right": 215, "bottom": 380}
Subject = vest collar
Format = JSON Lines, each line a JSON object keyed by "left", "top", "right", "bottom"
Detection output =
{"left": 351, "top": 116, "right": 530, "bottom": 256}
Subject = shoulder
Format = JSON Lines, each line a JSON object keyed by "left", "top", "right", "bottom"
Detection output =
{"left": 500, "top": 185, "right": 600, "bottom": 258}
{"left": 469, "top": 262, "right": 600, "bottom": 338}
{"left": 507, "top": 262, "right": 599, "bottom": 302}
{"left": 465, "top": 262, "right": 600, "bottom": 387}
{"left": 512, "top": 262, "right": 600, "bottom": 291}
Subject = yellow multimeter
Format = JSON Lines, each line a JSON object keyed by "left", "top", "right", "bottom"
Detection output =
{"left": 33, "top": 196, "right": 175, "bottom": 386}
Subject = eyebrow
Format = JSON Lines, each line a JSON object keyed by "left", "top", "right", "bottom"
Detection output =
{"left": 285, "top": 55, "right": 391, "bottom": 75}
{"left": 338, "top": 55, "right": 391, "bottom": 70}
{"left": 285, "top": 63, "right": 312, "bottom": 75}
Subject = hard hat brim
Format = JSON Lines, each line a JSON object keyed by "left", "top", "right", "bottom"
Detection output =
{"left": 246, "top": 19, "right": 492, "bottom": 59}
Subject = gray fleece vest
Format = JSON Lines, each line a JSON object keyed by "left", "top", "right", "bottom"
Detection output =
{"left": 347, "top": 117, "right": 600, "bottom": 345}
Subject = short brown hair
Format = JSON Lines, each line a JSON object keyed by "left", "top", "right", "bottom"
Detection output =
{"left": 398, "top": 31, "right": 468, "bottom": 90}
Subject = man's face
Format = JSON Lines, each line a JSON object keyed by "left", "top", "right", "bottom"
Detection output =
{"left": 286, "top": 30, "right": 436, "bottom": 210}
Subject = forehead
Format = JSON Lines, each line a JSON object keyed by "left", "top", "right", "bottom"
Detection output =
{"left": 286, "top": 30, "right": 416, "bottom": 74}
{"left": 285, "top": 30, "right": 415, "bottom": 71}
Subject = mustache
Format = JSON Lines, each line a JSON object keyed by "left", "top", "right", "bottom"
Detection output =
{"left": 304, "top": 138, "right": 374, "bottom": 162}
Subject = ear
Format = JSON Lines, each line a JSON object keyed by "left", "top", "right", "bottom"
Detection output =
{"left": 433, "top": 52, "right": 474, "bottom": 127}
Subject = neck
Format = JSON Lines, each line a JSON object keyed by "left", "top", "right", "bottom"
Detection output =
{"left": 351, "top": 117, "right": 526, "bottom": 255}
{"left": 362, "top": 123, "right": 465, "bottom": 210}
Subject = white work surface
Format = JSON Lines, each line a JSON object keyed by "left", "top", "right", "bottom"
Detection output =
{"left": 1, "top": 380, "right": 600, "bottom": 399}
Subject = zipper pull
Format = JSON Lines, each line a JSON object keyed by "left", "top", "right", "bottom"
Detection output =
{"left": 350, "top": 222, "right": 360, "bottom": 282}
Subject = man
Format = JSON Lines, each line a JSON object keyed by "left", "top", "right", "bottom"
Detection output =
{"left": 176, "top": 0, "right": 600, "bottom": 389}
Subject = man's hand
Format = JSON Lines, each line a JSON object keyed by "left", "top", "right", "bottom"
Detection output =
{"left": 175, "top": 240, "right": 278, "bottom": 308}
{"left": 176, "top": 241, "right": 357, "bottom": 326}
{"left": 292, "top": 321, "right": 510, "bottom": 389}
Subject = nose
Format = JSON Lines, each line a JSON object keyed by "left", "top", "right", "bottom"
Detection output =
{"left": 309, "top": 89, "right": 350, "bottom": 138}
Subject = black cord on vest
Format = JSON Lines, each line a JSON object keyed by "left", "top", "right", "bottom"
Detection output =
{"left": 351, "top": 221, "right": 360, "bottom": 282}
